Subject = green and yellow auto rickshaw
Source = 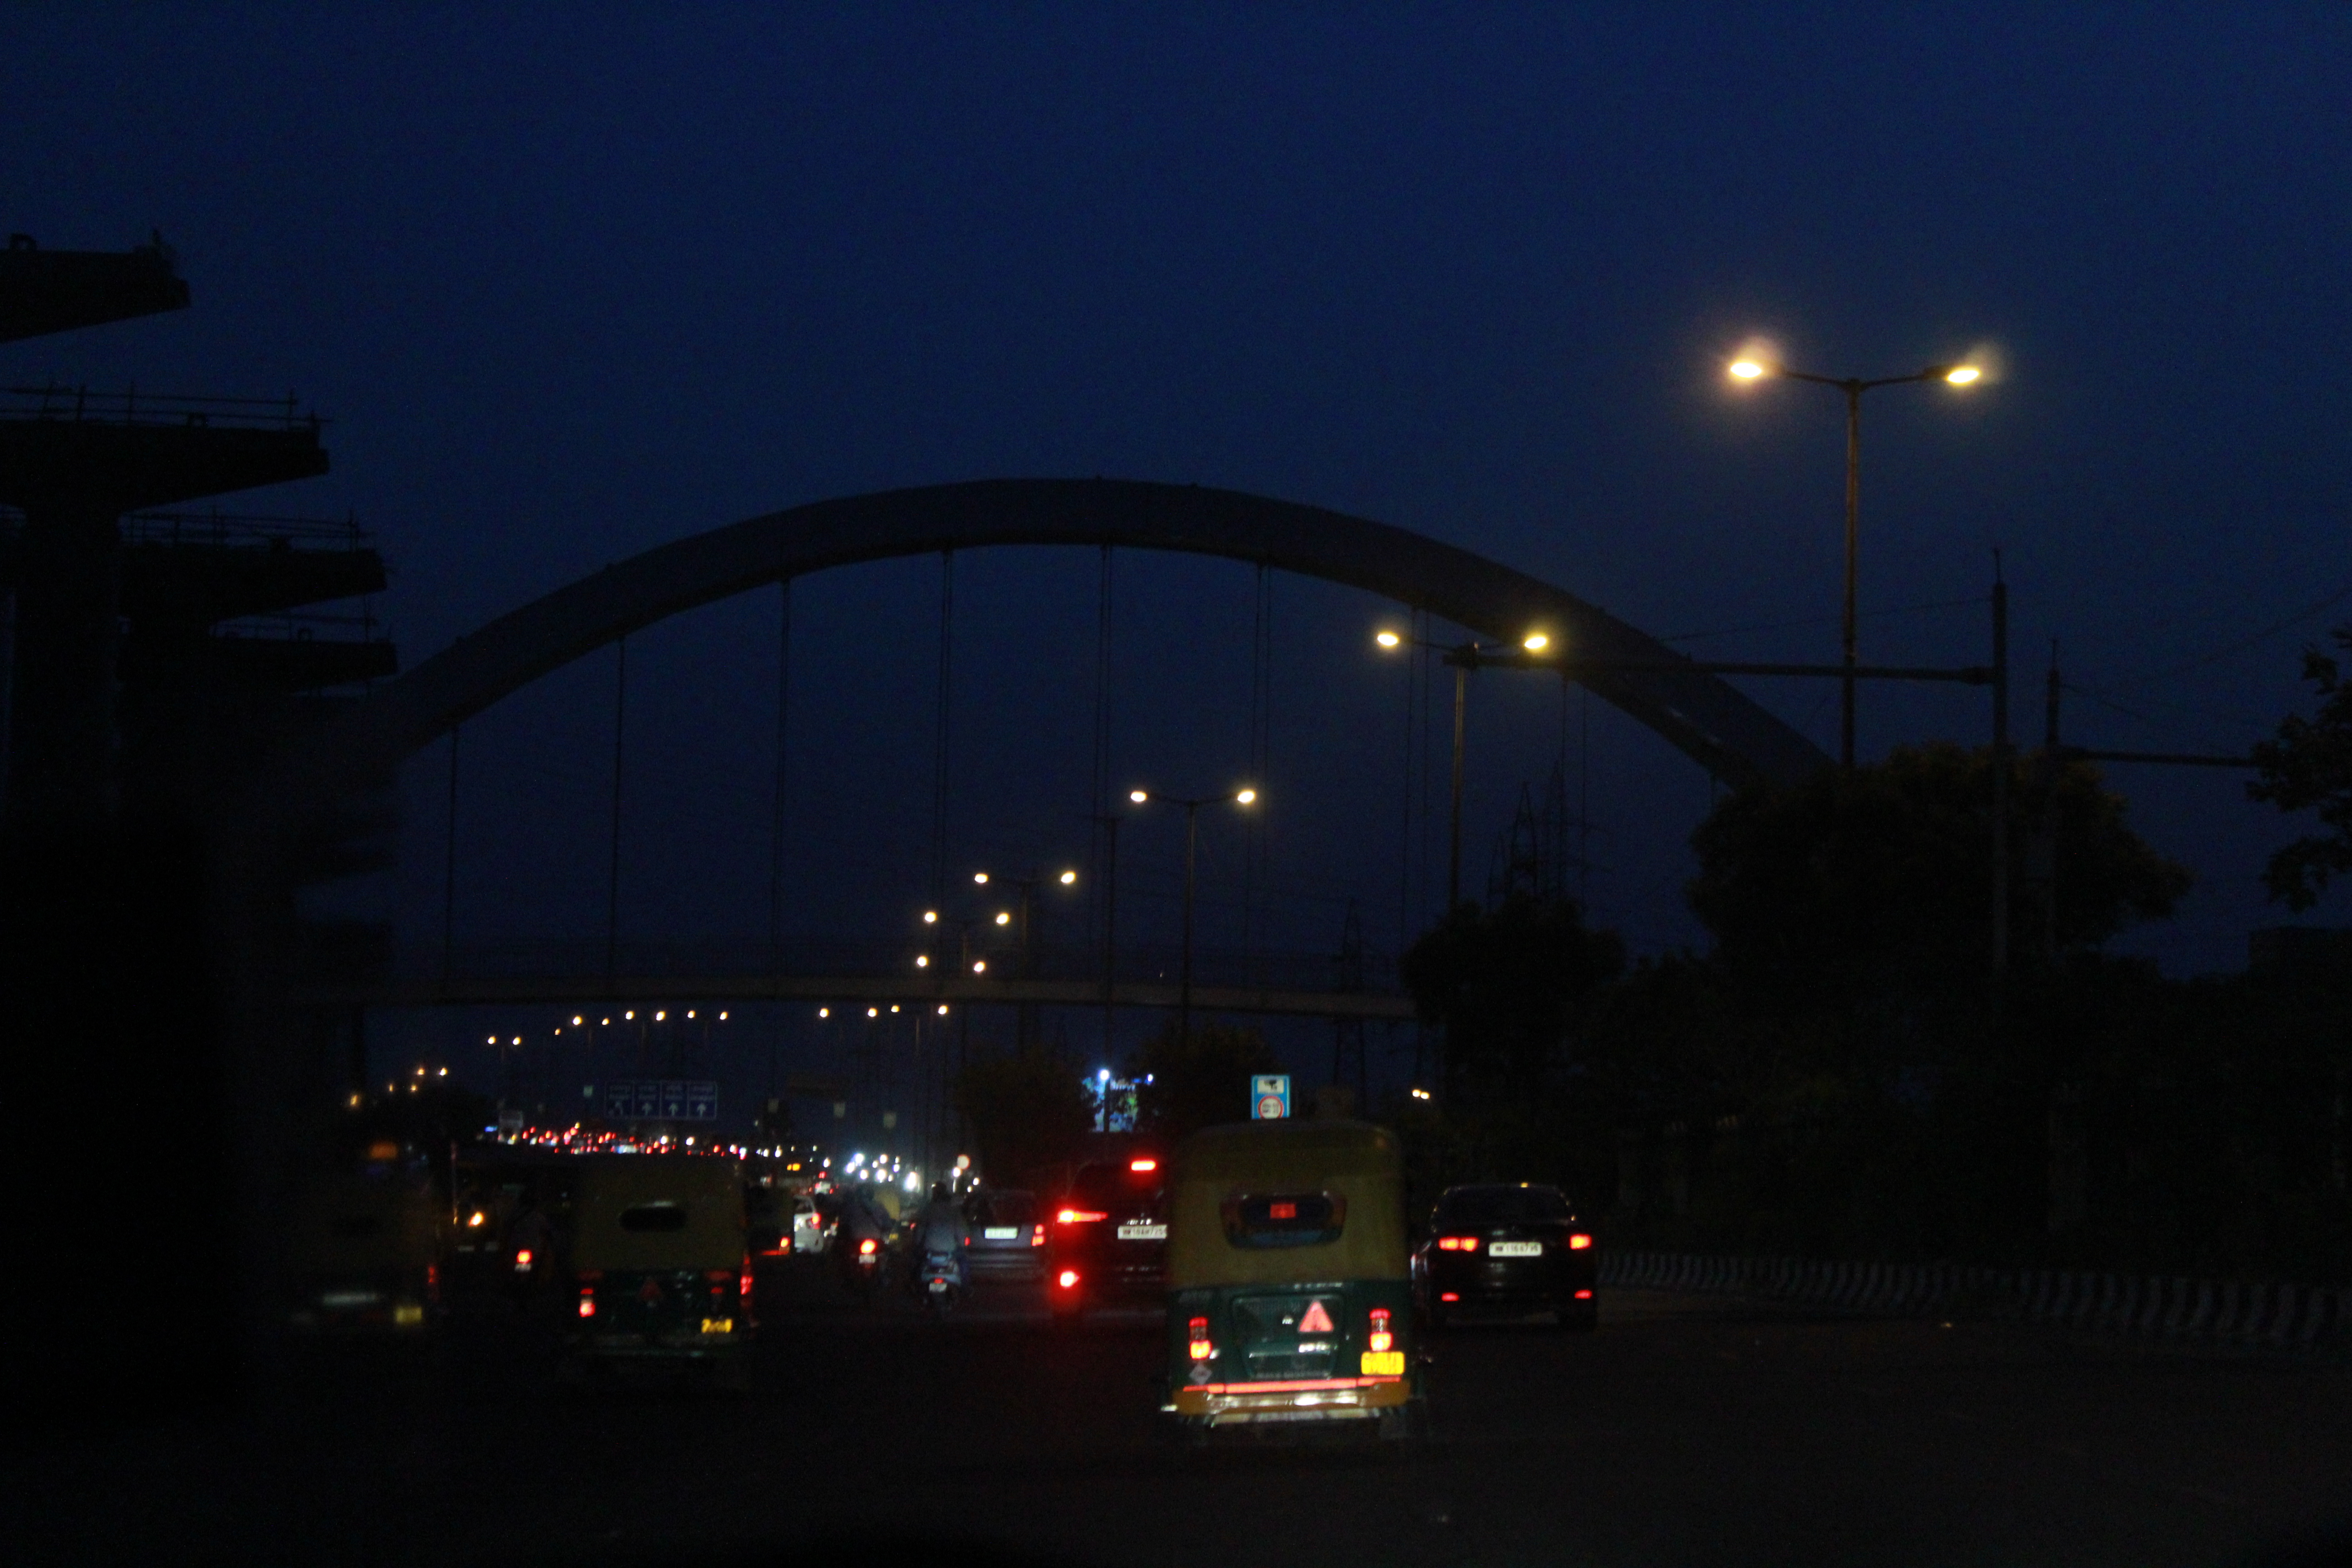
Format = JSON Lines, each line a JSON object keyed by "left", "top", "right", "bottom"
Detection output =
{"left": 1162, "top": 1118, "right": 1424, "bottom": 1436}
{"left": 565, "top": 1155, "right": 754, "bottom": 1389}
{"left": 288, "top": 1152, "right": 443, "bottom": 1336}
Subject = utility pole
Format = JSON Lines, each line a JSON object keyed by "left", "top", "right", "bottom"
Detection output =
{"left": 1990, "top": 563, "right": 2009, "bottom": 990}
{"left": 1449, "top": 658, "right": 1468, "bottom": 911}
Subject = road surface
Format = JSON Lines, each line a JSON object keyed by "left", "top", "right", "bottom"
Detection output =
{"left": 18, "top": 1262, "right": 2352, "bottom": 1567}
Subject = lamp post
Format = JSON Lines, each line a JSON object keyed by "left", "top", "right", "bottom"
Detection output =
{"left": 1375, "top": 628, "right": 1554, "bottom": 911}
{"left": 962, "top": 864, "right": 1079, "bottom": 1048}
{"left": 1127, "top": 786, "right": 1257, "bottom": 1047}
{"left": 1727, "top": 354, "right": 1983, "bottom": 769}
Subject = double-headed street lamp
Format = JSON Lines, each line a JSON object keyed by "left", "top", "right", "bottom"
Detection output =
{"left": 1127, "top": 785, "right": 1257, "bottom": 1047}
{"left": 1375, "top": 627, "right": 1553, "bottom": 911}
{"left": 1727, "top": 353, "right": 1984, "bottom": 769}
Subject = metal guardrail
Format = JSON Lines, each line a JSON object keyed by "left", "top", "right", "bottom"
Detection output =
{"left": 4, "top": 382, "right": 323, "bottom": 430}
{"left": 123, "top": 508, "right": 368, "bottom": 550}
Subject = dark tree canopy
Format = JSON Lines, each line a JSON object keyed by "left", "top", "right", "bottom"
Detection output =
{"left": 2249, "top": 627, "right": 2352, "bottom": 909}
{"left": 952, "top": 1043, "right": 1093, "bottom": 1188}
{"left": 1689, "top": 743, "right": 2189, "bottom": 1009}
{"left": 1127, "top": 1021, "right": 1282, "bottom": 1142}
{"left": 1400, "top": 892, "right": 1625, "bottom": 1100}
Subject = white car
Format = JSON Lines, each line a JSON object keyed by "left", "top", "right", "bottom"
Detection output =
{"left": 791, "top": 1194, "right": 828, "bottom": 1255}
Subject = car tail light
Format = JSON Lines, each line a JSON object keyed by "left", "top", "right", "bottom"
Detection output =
{"left": 577, "top": 1292, "right": 596, "bottom": 1319}
{"left": 514, "top": 1248, "right": 534, "bottom": 1272}
{"left": 1187, "top": 1316, "right": 1212, "bottom": 1360}
{"left": 859, "top": 1238, "right": 877, "bottom": 1255}
{"left": 426, "top": 1263, "right": 439, "bottom": 1306}
{"left": 1056, "top": 1269, "right": 1080, "bottom": 1289}
{"left": 1437, "top": 1236, "right": 1479, "bottom": 1251}
{"left": 1055, "top": 1209, "right": 1107, "bottom": 1225}
{"left": 1030, "top": 1225, "right": 1044, "bottom": 1246}
{"left": 1439, "top": 1292, "right": 1460, "bottom": 1303}
{"left": 1568, "top": 1233, "right": 1593, "bottom": 1250}
{"left": 1574, "top": 1288, "right": 1593, "bottom": 1299}
{"left": 740, "top": 1260, "right": 755, "bottom": 1311}
{"left": 1129, "top": 1158, "right": 1157, "bottom": 1173}
{"left": 1367, "top": 1307, "right": 1393, "bottom": 1353}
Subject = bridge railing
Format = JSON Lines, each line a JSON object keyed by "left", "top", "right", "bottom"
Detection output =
{"left": 395, "top": 936, "right": 1399, "bottom": 997}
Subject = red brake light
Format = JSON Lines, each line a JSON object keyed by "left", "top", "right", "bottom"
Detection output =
{"left": 1368, "top": 1306, "right": 1393, "bottom": 1353}
{"left": 1056, "top": 1209, "right": 1108, "bottom": 1225}
{"left": 577, "top": 1292, "right": 596, "bottom": 1319}
{"left": 858, "top": 1238, "right": 877, "bottom": 1255}
{"left": 1187, "top": 1315, "right": 1212, "bottom": 1360}
{"left": 1574, "top": 1288, "right": 1593, "bottom": 1299}
{"left": 1030, "top": 1225, "right": 1044, "bottom": 1246}
{"left": 1269, "top": 1201, "right": 1297, "bottom": 1220}
{"left": 1568, "top": 1233, "right": 1592, "bottom": 1250}
{"left": 1129, "top": 1158, "right": 1157, "bottom": 1173}
{"left": 1056, "top": 1269, "right": 1080, "bottom": 1289}
{"left": 740, "top": 1260, "right": 754, "bottom": 1308}
{"left": 1439, "top": 1292, "right": 1460, "bottom": 1302}
{"left": 1437, "top": 1235, "right": 1479, "bottom": 1252}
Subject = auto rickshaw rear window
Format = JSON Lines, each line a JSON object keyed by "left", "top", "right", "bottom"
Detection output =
{"left": 619, "top": 1203, "right": 689, "bottom": 1232}
{"left": 1221, "top": 1192, "right": 1346, "bottom": 1248}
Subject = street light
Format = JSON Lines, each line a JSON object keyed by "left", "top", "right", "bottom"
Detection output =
{"left": 1375, "top": 628, "right": 1560, "bottom": 910}
{"left": 1127, "top": 785, "right": 1259, "bottom": 1046}
{"left": 1726, "top": 350, "right": 1985, "bottom": 768}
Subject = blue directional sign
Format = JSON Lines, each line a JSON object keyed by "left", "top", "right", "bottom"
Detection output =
{"left": 599, "top": 1079, "right": 719, "bottom": 1122}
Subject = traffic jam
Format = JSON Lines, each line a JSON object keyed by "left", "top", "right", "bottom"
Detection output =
{"left": 291, "top": 1086, "right": 1601, "bottom": 1437}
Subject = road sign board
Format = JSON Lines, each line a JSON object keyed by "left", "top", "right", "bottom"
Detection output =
{"left": 1251, "top": 1073, "right": 1291, "bottom": 1120}
{"left": 598, "top": 1079, "right": 719, "bottom": 1122}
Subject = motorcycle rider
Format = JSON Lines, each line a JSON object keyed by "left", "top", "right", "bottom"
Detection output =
{"left": 833, "top": 1183, "right": 893, "bottom": 1293}
{"left": 911, "top": 1182, "right": 969, "bottom": 1294}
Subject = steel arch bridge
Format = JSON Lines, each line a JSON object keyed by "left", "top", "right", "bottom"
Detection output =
{"left": 316, "top": 477, "right": 1825, "bottom": 793}
{"left": 279, "top": 477, "right": 1829, "bottom": 1018}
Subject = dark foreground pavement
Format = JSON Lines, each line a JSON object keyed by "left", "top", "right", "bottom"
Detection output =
{"left": 15, "top": 1262, "right": 2352, "bottom": 1568}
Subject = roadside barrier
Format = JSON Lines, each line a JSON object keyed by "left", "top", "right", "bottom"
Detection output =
{"left": 1596, "top": 1250, "right": 2349, "bottom": 1354}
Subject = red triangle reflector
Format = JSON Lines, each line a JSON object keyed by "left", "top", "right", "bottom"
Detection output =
{"left": 1298, "top": 1300, "right": 1334, "bottom": 1335}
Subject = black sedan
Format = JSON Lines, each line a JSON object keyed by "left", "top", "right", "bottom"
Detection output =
{"left": 1412, "top": 1182, "right": 1597, "bottom": 1330}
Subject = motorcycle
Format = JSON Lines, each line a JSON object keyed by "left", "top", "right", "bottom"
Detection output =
{"left": 915, "top": 1245, "right": 965, "bottom": 1316}
{"left": 836, "top": 1230, "right": 885, "bottom": 1303}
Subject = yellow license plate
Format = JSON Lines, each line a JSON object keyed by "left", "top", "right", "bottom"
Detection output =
{"left": 392, "top": 1303, "right": 426, "bottom": 1328}
{"left": 699, "top": 1318, "right": 734, "bottom": 1335}
{"left": 1360, "top": 1350, "right": 1405, "bottom": 1376}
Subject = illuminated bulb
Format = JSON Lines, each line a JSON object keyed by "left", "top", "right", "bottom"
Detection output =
{"left": 718, "top": 1012, "right": 727, "bottom": 1020}
{"left": 1235, "top": 788, "right": 1257, "bottom": 805}
{"left": 922, "top": 910, "right": 938, "bottom": 924}
{"left": 1129, "top": 789, "right": 1148, "bottom": 804}
{"left": 972, "top": 960, "right": 986, "bottom": 974}
{"left": 1728, "top": 358, "right": 1767, "bottom": 380}
{"left": 818, "top": 1007, "right": 829, "bottom": 1019}
{"left": 995, "top": 911, "right": 1010, "bottom": 926}
{"left": 1375, "top": 629, "right": 1401, "bottom": 649}
{"left": 973, "top": 872, "right": 989, "bottom": 885}
{"left": 653, "top": 1011, "right": 665, "bottom": 1022}
{"left": 890, "top": 1005, "right": 900, "bottom": 1014}
{"left": 1523, "top": 632, "right": 1550, "bottom": 653}
{"left": 916, "top": 955, "right": 930, "bottom": 968}
{"left": 867, "top": 1007, "right": 878, "bottom": 1018}
{"left": 936, "top": 1005, "right": 948, "bottom": 1015}
{"left": 1059, "top": 870, "right": 1076, "bottom": 885}
{"left": 1945, "top": 365, "right": 1981, "bottom": 385}
{"left": 572, "top": 1016, "right": 583, "bottom": 1026}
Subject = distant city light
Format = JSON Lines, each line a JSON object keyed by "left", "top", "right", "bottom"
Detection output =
{"left": 972, "top": 960, "right": 986, "bottom": 974}
{"left": 995, "top": 911, "right": 1011, "bottom": 926}
{"left": 916, "top": 955, "right": 930, "bottom": 968}
{"left": 936, "top": 1004, "right": 949, "bottom": 1015}
{"left": 818, "top": 1007, "right": 829, "bottom": 1019}
{"left": 923, "top": 910, "right": 938, "bottom": 924}
{"left": 973, "top": 872, "right": 989, "bottom": 885}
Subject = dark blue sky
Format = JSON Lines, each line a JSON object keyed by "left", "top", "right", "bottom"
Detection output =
{"left": 7, "top": 7, "right": 2350, "bottom": 1106}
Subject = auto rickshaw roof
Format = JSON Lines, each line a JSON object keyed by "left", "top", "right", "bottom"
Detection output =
{"left": 1165, "top": 1119, "right": 1408, "bottom": 1287}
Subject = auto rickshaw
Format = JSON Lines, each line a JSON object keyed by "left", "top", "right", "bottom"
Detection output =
{"left": 288, "top": 1150, "right": 443, "bottom": 1336}
{"left": 564, "top": 1155, "right": 754, "bottom": 1389}
{"left": 1162, "top": 1118, "right": 1424, "bottom": 1436}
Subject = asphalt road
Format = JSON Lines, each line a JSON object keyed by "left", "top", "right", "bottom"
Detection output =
{"left": 19, "top": 1260, "right": 2352, "bottom": 1568}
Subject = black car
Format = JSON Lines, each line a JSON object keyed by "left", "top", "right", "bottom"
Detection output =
{"left": 1044, "top": 1156, "right": 1166, "bottom": 1318}
{"left": 1412, "top": 1182, "right": 1597, "bottom": 1330}
{"left": 963, "top": 1187, "right": 1045, "bottom": 1284}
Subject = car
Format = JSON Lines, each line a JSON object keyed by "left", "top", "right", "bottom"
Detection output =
{"left": 1045, "top": 1155, "right": 1167, "bottom": 1318}
{"left": 790, "top": 1192, "right": 828, "bottom": 1255}
{"left": 1412, "top": 1182, "right": 1597, "bottom": 1330}
{"left": 963, "top": 1188, "right": 1044, "bottom": 1284}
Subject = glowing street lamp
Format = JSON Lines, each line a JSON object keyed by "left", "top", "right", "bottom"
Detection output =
{"left": 1725, "top": 348, "right": 1987, "bottom": 767}
{"left": 1128, "top": 785, "right": 1259, "bottom": 1045}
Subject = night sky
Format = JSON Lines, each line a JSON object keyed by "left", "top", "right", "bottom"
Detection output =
{"left": 7, "top": 8, "right": 2349, "bottom": 1115}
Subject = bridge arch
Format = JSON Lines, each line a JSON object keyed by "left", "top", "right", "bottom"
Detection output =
{"left": 298, "top": 477, "right": 1828, "bottom": 804}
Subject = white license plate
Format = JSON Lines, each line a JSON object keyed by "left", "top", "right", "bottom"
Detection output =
{"left": 1117, "top": 1223, "right": 1167, "bottom": 1241}
{"left": 1488, "top": 1240, "right": 1544, "bottom": 1258}
{"left": 982, "top": 1227, "right": 1020, "bottom": 1240}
